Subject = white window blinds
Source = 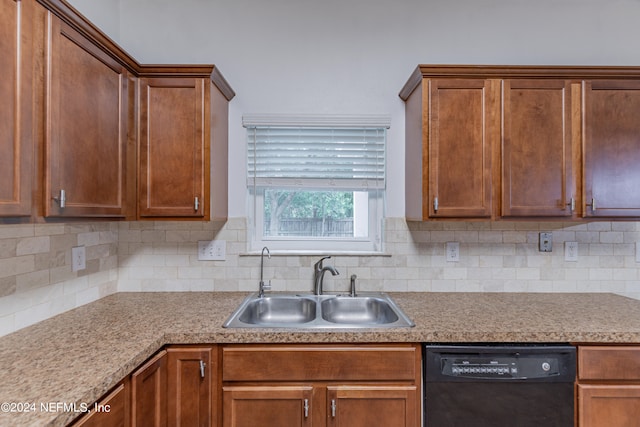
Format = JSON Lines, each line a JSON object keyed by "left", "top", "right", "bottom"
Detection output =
{"left": 246, "top": 126, "right": 386, "bottom": 190}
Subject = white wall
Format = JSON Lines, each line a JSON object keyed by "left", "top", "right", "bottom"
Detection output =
{"left": 68, "top": 0, "right": 640, "bottom": 218}
{"left": 67, "top": 0, "right": 121, "bottom": 43}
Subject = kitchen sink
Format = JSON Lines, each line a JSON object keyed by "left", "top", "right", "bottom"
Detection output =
{"left": 223, "top": 292, "right": 414, "bottom": 329}
{"left": 321, "top": 296, "right": 399, "bottom": 325}
{"left": 238, "top": 296, "right": 316, "bottom": 325}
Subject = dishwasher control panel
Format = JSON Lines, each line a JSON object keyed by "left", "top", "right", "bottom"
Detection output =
{"left": 441, "top": 355, "right": 558, "bottom": 379}
{"left": 425, "top": 345, "right": 577, "bottom": 382}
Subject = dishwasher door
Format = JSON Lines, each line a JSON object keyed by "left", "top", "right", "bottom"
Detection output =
{"left": 424, "top": 344, "right": 576, "bottom": 427}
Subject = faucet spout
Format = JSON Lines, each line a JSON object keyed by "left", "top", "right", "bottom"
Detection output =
{"left": 313, "top": 256, "right": 339, "bottom": 295}
{"left": 259, "top": 246, "right": 271, "bottom": 298}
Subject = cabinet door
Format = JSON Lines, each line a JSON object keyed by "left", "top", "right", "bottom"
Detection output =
{"left": 502, "top": 79, "right": 574, "bottom": 217}
{"left": 139, "top": 77, "right": 208, "bottom": 219}
{"left": 578, "top": 384, "right": 640, "bottom": 427}
{"left": 44, "top": 15, "right": 129, "bottom": 218}
{"left": 166, "top": 346, "right": 215, "bottom": 427}
{"left": 327, "top": 385, "right": 418, "bottom": 427}
{"left": 427, "top": 79, "right": 495, "bottom": 218}
{"left": 0, "top": 0, "right": 32, "bottom": 217}
{"left": 222, "top": 386, "right": 313, "bottom": 427}
{"left": 131, "top": 350, "right": 167, "bottom": 427}
{"left": 71, "top": 381, "right": 130, "bottom": 427}
{"left": 584, "top": 80, "right": 640, "bottom": 217}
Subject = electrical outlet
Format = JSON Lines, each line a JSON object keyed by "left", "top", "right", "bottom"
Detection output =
{"left": 72, "top": 246, "right": 86, "bottom": 272}
{"left": 446, "top": 242, "right": 460, "bottom": 262}
{"left": 198, "top": 240, "right": 226, "bottom": 261}
{"left": 539, "top": 232, "right": 553, "bottom": 252}
{"left": 565, "top": 241, "right": 578, "bottom": 262}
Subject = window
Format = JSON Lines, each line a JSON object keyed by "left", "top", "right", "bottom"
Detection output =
{"left": 244, "top": 115, "right": 389, "bottom": 253}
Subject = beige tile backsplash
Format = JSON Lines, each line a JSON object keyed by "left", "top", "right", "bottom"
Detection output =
{"left": 1, "top": 218, "right": 639, "bottom": 336}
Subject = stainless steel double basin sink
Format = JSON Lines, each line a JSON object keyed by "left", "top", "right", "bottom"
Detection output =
{"left": 223, "top": 292, "right": 415, "bottom": 329}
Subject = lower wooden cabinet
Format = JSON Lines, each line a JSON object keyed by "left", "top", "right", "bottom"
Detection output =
{"left": 70, "top": 343, "right": 420, "bottom": 427}
{"left": 223, "top": 385, "right": 313, "bottom": 427}
{"left": 222, "top": 344, "right": 421, "bottom": 427}
{"left": 70, "top": 380, "right": 130, "bottom": 427}
{"left": 166, "top": 346, "right": 218, "bottom": 427}
{"left": 222, "top": 384, "right": 417, "bottom": 427}
{"left": 327, "top": 385, "right": 417, "bottom": 427}
{"left": 131, "top": 350, "right": 167, "bottom": 427}
{"left": 578, "top": 384, "right": 640, "bottom": 427}
{"left": 70, "top": 345, "right": 218, "bottom": 427}
{"left": 577, "top": 346, "right": 640, "bottom": 427}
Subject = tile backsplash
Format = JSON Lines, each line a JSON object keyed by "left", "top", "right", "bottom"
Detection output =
{"left": 1, "top": 218, "right": 639, "bottom": 336}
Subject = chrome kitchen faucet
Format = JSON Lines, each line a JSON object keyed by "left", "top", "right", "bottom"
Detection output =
{"left": 313, "top": 256, "right": 339, "bottom": 295}
{"left": 258, "top": 246, "right": 271, "bottom": 298}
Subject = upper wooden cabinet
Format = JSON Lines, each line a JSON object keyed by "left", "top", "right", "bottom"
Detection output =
{"left": 424, "top": 78, "right": 496, "bottom": 218}
{"left": 584, "top": 80, "right": 640, "bottom": 217}
{"left": 138, "top": 68, "right": 233, "bottom": 220}
{"left": 502, "top": 79, "right": 575, "bottom": 217}
{"left": 0, "top": 0, "right": 34, "bottom": 218}
{"left": 401, "top": 65, "right": 640, "bottom": 221}
{"left": 0, "top": 0, "right": 234, "bottom": 221}
{"left": 43, "top": 12, "right": 132, "bottom": 218}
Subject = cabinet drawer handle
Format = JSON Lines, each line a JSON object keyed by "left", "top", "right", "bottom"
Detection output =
{"left": 303, "top": 399, "right": 309, "bottom": 418}
{"left": 331, "top": 399, "right": 336, "bottom": 417}
{"left": 53, "top": 189, "right": 66, "bottom": 208}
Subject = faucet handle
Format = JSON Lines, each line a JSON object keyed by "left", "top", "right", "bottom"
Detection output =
{"left": 350, "top": 274, "right": 357, "bottom": 297}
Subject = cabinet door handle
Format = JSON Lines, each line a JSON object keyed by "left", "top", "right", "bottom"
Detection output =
{"left": 54, "top": 189, "right": 66, "bottom": 208}
{"left": 568, "top": 197, "right": 575, "bottom": 212}
{"left": 433, "top": 196, "right": 439, "bottom": 213}
{"left": 586, "top": 198, "right": 596, "bottom": 213}
{"left": 194, "top": 197, "right": 200, "bottom": 211}
{"left": 331, "top": 399, "right": 336, "bottom": 417}
{"left": 303, "top": 399, "right": 309, "bottom": 418}
{"left": 199, "top": 360, "right": 206, "bottom": 378}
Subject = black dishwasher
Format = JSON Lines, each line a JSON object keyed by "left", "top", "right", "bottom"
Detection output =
{"left": 424, "top": 344, "right": 576, "bottom": 427}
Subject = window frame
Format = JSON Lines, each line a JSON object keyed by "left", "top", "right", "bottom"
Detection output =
{"left": 244, "top": 114, "right": 390, "bottom": 254}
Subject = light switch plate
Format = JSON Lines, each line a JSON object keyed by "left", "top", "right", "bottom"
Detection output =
{"left": 539, "top": 232, "right": 553, "bottom": 252}
{"left": 198, "top": 240, "right": 226, "bottom": 261}
{"left": 565, "top": 241, "right": 578, "bottom": 262}
{"left": 72, "top": 246, "right": 86, "bottom": 271}
{"left": 446, "top": 242, "right": 460, "bottom": 262}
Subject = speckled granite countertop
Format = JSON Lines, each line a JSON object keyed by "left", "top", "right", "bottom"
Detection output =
{"left": 2, "top": 291, "right": 640, "bottom": 426}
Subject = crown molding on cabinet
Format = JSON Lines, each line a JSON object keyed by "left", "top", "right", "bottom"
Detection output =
{"left": 36, "top": 0, "right": 235, "bottom": 101}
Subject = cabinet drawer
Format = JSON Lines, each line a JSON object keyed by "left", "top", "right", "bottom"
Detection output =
{"left": 223, "top": 344, "right": 419, "bottom": 382}
{"left": 579, "top": 346, "right": 640, "bottom": 380}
